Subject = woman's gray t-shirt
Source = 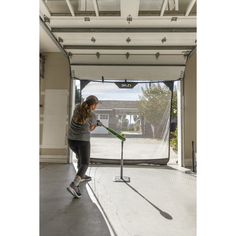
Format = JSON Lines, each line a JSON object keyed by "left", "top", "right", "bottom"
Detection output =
{"left": 68, "top": 105, "right": 97, "bottom": 141}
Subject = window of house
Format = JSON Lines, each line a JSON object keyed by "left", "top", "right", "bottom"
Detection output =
{"left": 100, "top": 114, "right": 109, "bottom": 120}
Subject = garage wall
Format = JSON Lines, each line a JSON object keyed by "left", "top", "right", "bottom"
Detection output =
{"left": 40, "top": 53, "right": 71, "bottom": 163}
{"left": 183, "top": 49, "right": 197, "bottom": 168}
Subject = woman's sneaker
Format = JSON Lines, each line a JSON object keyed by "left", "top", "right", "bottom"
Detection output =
{"left": 81, "top": 175, "right": 92, "bottom": 182}
{"left": 66, "top": 182, "right": 82, "bottom": 198}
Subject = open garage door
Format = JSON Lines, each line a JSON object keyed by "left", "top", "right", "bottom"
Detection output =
{"left": 40, "top": 0, "right": 196, "bottom": 166}
{"left": 76, "top": 79, "right": 176, "bottom": 165}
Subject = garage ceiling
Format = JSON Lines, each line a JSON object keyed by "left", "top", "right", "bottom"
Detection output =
{"left": 40, "top": 0, "right": 196, "bottom": 81}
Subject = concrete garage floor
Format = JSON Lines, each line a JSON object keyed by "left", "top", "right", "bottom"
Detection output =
{"left": 63, "top": 135, "right": 195, "bottom": 236}
{"left": 70, "top": 137, "right": 195, "bottom": 235}
{"left": 40, "top": 163, "right": 111, "bottom": 236}
{"left": 86, "top": 165, "right": 196, "bottom": 236}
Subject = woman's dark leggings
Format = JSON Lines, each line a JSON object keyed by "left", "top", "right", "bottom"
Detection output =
{"left": 68, "top": 139, "right": 90, "bottom": 177}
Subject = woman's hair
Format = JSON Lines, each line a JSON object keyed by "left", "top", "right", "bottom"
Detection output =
{"left": 73, "top": 95, "right": 99, "bottom": 124}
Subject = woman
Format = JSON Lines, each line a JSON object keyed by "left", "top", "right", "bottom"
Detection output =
{"left": 67, "top": 95, "right": 101, "bottom": 198}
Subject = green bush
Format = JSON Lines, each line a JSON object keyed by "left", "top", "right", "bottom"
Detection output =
{"left": 170, "top": 129, "right": 178, "bottom": 152}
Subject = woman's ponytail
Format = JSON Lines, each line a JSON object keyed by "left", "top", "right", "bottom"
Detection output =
{"left": 73, "top": 101, "right": 91, "bottom": 124}
{"left": 72, "top": 95, "right": 99, "bottom": 124}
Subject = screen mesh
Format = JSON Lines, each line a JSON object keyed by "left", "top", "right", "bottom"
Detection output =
{"left": 80, "top": 81, "right": 173, "bottom": 164}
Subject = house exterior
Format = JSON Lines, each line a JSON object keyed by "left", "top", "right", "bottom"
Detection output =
{"left": 93, "top": 100, "right": 141, "bottom": 135}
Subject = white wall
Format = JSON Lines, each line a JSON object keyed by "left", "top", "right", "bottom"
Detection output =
{"left": 40, "top": 53, "right": 71, "bottom": 163}
{"left": 183, "top": 49, "right": 197, "bottom": 168}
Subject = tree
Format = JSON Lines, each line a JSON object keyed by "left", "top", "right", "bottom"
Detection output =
{"left": 170, "top": 89, "right": 178, "bottom": 151}
{"left": 138, "top": 84, "right": 171, "bottom": 138}
{"left": 75, "top": 86, "right": 81, "bottom": 104}
{"left": 171, "top": 90, "right": 177, "bottom": 118}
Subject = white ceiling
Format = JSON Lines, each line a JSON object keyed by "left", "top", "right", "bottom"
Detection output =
{"left": 40, "top": 0, "right": 197, "bottom": 81}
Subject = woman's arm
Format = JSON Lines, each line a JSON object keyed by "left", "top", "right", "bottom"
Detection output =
{"left": 89, "top": 112, "right": 98, "bottom": 131}
{"left": 90, "top": 125, "right": 97, "bottom": 131}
